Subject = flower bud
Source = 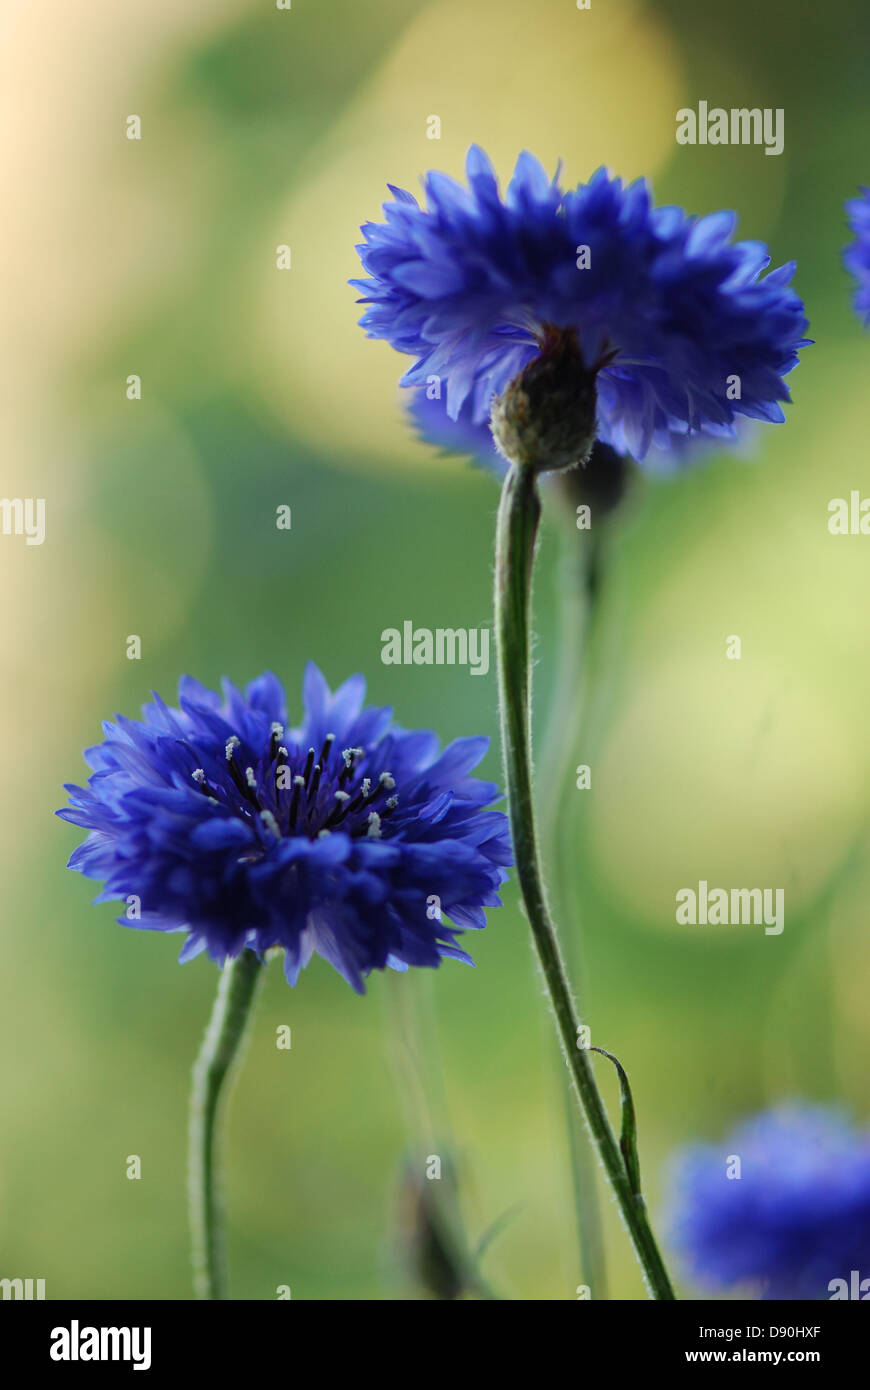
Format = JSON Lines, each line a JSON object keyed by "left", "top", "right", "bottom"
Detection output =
{"left": 490, "top": 325, "right": 598, "bottom": 474}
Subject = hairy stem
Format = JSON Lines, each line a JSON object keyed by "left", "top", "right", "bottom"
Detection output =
{"left": 494, "top": 461, "right": 675, "bottom": 1301}
{"left": 537, "top": 519, "right": 608, "bottom": 1299}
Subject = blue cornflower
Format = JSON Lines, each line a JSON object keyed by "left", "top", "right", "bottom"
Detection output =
{"left": 57, "top": 664, "right": 511, "bottom": 993}
{"left": 845, "top": 188, "right": 870, "bottom": 323}
{"left": 353, "top": 146, "right": 809, "bottom": 461}
{"left": 666, "top": 1105, "right": 870, "bottom": 1300}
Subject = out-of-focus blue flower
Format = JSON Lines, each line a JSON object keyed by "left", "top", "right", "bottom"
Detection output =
{"left": 58, "top": 665, "right": 511, "bottom": 994}
{"left": 845, "top": 188, "right": 870, "bottom": 323}
{"left": 666, "top": 1105, "right": 870, "bottom": 1299}
{"left": 409, "top": 389, "right": 507, "bottom": 477}
{"left": 353, "top": 146, "right": 809, "bottom": 460}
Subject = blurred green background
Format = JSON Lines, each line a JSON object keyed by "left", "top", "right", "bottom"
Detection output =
{"left": 3, "top": 0, "right": 870, "bottom": 1299}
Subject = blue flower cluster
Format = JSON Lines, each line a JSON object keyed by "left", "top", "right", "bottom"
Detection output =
{"left": 845, "top": 188, "right": 870, "bottom": 323}
{"left": 58, "top": 665, "right": 511, "bottom": 993}
{"left": 666, "top": 1105, "right": 870, "bottom": 1299}
{"left": 354, "top": 147, "right": 809, "bottom": 460}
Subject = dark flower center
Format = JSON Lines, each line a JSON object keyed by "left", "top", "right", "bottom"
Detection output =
{"left": 190, "top": 726, "right": 399, "bottom": 846}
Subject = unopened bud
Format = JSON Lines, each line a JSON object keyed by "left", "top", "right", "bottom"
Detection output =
{"left": 490, "top": 324, "right": 598, "bottom": 474}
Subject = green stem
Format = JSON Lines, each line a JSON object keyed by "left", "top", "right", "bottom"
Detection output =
{"left": 188, "top": 949, "right": 264, "bottom": 1300}
{"left": 494, "top": 462, "right": 675, "bottom": 1301}
{"left": 537, "top": 520, "right": 608, "bottom": 1299}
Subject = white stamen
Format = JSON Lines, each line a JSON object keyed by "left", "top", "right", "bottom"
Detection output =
{"left": 360, "top": 778, "right": 371, "bottom": 797}
{"left": 379, "top": 772, "right": 395, "bottom": 790}
{"left": 367, "top": 811, "right": 382, "bottom": 839}
{"left": 225, "top": 736, "right": 241, "bottom": 760}
{"left": 245, "top": 767, "right": 257, "bottom": 789}
{"left": 385, "top": 796, "right": 398, "bottom": 810}
{"left": 271, "top": 722, "right": 284, "bottom": 738}
{"left": 260, "top": 810, "right": 280, "bottom": 838}
{"left": 192, "top": 769, "right": 206, "bottom": 784}
{"left": 334, "top": 790, "right": 350, "bottom": 803}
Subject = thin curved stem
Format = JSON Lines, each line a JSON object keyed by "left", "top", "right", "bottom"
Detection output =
{"left": 537, "top": 519, "right": 608, "bottom": 1299}
{"left": 188, "top": 949, "right": 264, "bottom": 1300}
{"left": 494, "top": 462, "right": 675, "bottom": 1300}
